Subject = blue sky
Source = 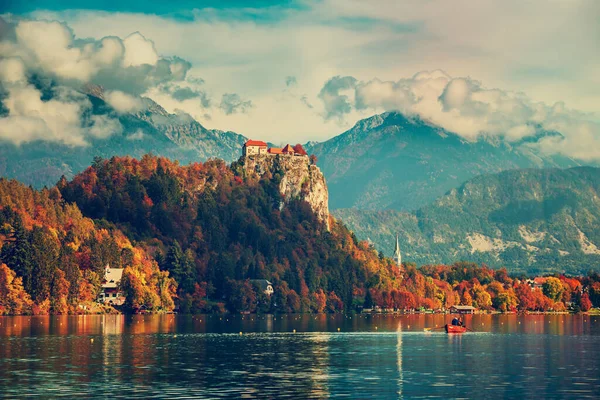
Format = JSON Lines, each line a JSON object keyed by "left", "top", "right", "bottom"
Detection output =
{"left": 1, "top": 0, "right": 599, "bottom": 158}
{"left": 1, "top": 0, "right": 297, "bottom": 15}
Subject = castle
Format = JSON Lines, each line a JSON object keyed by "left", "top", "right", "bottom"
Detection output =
{"left": 243, "top": 140, "right": 308, "bottom": 157}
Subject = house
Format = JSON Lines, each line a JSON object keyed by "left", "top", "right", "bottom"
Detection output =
{"left": 292, "top": 144, "right": 308, "bottom": 156}
{"left": 243, "top": 140, "right": 268, "bottom": 156}
{"left": 282, "top": 144, "right": 295, "bottom": 155}
{"left": 526, "top": 277, "right": 547, "bottom": 290}
{"left": 267, "top": 147, "right": 284, "bottom": 155}
{"left": 251, "top": 279, "right": 274, "bottom": 296}
{"left": 98, "top": 265, "right": 125, "bottom": 306}
{"left": 449, "top": 305, "right": 476, "bottom": 314}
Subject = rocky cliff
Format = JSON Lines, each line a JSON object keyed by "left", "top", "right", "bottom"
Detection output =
{"left": 242, "top": 154, "right": 330, "bottom": 229}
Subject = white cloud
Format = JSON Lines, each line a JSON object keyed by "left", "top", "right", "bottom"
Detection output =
{"left": 104, "top": 90, "right": 144, "bottom": 113}
{"left": 122, "top": 32, "right": 158, "bottom": 67}
{"left": 4, "top": 2, "right": 599, "bottom": 157}
{"left": 0, "top": 56, "right": 123, "bottom": 146}
{"left": 0, "top": 57, "right": 27, "bottom": 83}
{"left": 0, "top": 59, "right": 88, "bottom": 146}
{"left": 0, "top": 17, "right": 190, "bottom": 95}
{"left": 9, "top": 19, "right": 123, "bottom": 82}
{"left": 126, "top": 129, "right": 145, "bottom": 140}
{"left": 88, "top": 114, "right": 122, "bottom": 139}
{"left": 318, "top": 70, "right": 600, "bottom": 159}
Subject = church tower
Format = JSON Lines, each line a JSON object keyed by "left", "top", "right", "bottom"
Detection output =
{"left": 393, "top": 234, "right": 402, "bottom": 268}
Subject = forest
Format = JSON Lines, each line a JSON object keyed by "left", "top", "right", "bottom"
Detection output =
{"left": 0, "top": 155, "right": 599, "bottom": 315}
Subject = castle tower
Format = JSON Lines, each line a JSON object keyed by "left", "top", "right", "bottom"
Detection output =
{"left": 393, "top": 234, "right": 402, "bottom": 268}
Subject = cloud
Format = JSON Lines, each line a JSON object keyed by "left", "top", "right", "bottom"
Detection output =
{"left": 126, "top": 129, "right": 145, "bottom": 140}
{"left": 300, "top": 95, "right": 313, "bottom": 109}
{"left": 160, "top": 83, "right": 211, "bottom": 106}
{"left": 88, "top": 114, "right": 123, "bottom": 139}
{"left": 104, "top": 90, "right": 144, "bottom": 113}
{"left": 219, "top": 93, "right": 253, "bottom": 115}
{"left": 0, "top": 17, "right": 191, "bottom": 96}
{"left": 122, "top": 32, "right": 159, "bottom": 67}
{"left": 285, "top": 76, "right": 297, "bottom": 87}
{"left": 5, "top": 3, "right": 599, "bottom": 156}
{"left": 0, "top": 58, "right": 89, "bottom": 146}
{"left": 317, "top": 69, "right": 600, "bottom": 159}
{"left": 0, "top": 56, "right": 124, "bottom": 146}
{"left": 318, "top": 76, "right": 358, "bottom": 120}
{"left": 0, "top": 16, "right": 192, "bottom": 145}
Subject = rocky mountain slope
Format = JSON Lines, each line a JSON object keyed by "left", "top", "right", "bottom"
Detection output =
{"left": 239, "top": 154, "right": 329, "bottom": 229}
{"left": 334, "top": 167, "right": 600, "bottom": 275}
{"left": 0, "top": 87, "right": 248, "bottom": 188}
{"left": 307, "top": 112, "right": 585, "bottom": 211}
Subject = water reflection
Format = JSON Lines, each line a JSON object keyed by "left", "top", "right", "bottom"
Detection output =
{"left": 396, "top": 321, "right": 403, "bottom": 398}
{"left": 0, "top": 314, "right": 599, "bottom": 398}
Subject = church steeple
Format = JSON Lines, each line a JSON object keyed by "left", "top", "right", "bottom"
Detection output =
{"left": 394, "top": 234, "right": 402, "bottom": 267}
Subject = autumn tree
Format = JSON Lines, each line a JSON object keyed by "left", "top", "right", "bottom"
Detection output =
{"left": 0, "top": 263, "right": 33, "bottom": 315}
{"left": 542, "top": 277, "right": 565, "bottom": 302}
{"left": 579, "top": 292, "right": 592, "bottom": 312}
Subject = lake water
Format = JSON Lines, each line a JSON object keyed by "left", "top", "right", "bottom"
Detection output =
{"left": 1, "top": 314, "right": 599, "bottom": 398}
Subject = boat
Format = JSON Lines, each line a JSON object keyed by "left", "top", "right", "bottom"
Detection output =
{"left": 445, "top": 324, "right": 467, "bottom": 333}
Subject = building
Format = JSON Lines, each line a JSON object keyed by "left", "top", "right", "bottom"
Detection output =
{"left": 243, "top": 140, "right": 268, "bottom": 156}
{"left": 526, "top": 277, "right": 547, "bottom": 290}
{"left": 267, "top": 147, "right": 284, "bottom": 155}
{"left": 293, "top": 144, "right": 308, "bottom": 156}
{"left": 243, "top": 140, "right": 309, "bottom": 157}
{"left": 282, "top": 144, "right": 295, "bottom": 155}
{"left": 251, "top": 279, "right": 274, "bottom": 296}
{"left": 98, "top": 265, "right": 125, "bottom": 306}
{"left": 393, "top": 234, "right": 402, "bottom": 267}
{"left": 449, "top": 305, "right": 476, "bottom": 314}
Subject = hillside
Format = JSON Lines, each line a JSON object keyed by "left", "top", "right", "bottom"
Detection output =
{"left": 2, "top": 156, "right": 599, "bottom": 314}
{"left": 334, "top": 167, "right": 600, "bottom": 275}
{"left": 0, "top": 86, "right": 248, "bottom": 188}
{"left": 0, "top": 178, "right": 175, "bottom": 314}
{"left": 307, "top": 111, "right": 585, "bottom": 211}
{"left": 57, "top": 154, "right": 403, "bottom": 313}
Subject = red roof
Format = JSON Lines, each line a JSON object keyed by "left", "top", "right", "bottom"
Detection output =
{"left": 268, "top": 147, "right": 283, "bottom": 154}
{"left": 282, "top": 144, "right": 294, "bottom": 153}
{"left": 244, "top": 139, "right": 268, "bottom": 147}
{"left": 293, "top": 144, "right": 308, "bottom": 155}
{"left": 533, "top": 277, "right": 547, "bottom": 285}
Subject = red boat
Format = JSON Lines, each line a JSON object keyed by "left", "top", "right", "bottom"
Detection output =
{"left": 445, "top": 324, "right": 467, "bottom": 333}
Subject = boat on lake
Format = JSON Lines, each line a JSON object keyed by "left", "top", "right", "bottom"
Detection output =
{"left": 445, "top": 324, "right": 467, "bottom": 333}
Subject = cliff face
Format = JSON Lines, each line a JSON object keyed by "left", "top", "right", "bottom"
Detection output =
{"left": 243, "top": 154, "right": 330, "bottom": 229}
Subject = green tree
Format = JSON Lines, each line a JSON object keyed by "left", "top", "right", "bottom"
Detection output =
{"left": 542, "top": 277, "right": 564, "bottom": 302}
{"left": 29, "top": 227, "right": 60, "bottom": 303}
{"left": 0, "top": 217, "right": 33, "bottom": 292}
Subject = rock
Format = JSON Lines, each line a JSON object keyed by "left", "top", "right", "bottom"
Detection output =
{"left": 242, "top": 154, "right": 330, "bottom": 230}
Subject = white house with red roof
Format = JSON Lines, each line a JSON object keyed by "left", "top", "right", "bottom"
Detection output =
{"left": 98, "top": 265, "right": 125, "bottom": 306}
{"left": 243, "top": 140, "right": 309, "bottom": 158}
{"left": 243, "top": 140, "right": 268, "bottom": 156}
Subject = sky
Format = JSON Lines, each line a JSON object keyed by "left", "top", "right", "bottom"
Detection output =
{"left": 1, "top": 0, "right": 600, "bottom": 158}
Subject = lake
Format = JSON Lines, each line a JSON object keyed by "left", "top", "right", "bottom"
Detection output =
{"left": 1, "top": 314, "right": 599, "bottom": 398}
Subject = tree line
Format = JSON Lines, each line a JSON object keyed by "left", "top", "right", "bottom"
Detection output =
{"left": 1, "top": 155, "right": 599, "bottom": 315}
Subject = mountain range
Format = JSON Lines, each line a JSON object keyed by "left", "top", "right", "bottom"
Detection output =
{"left": 334, "top": 167, "right": 600, "bottom": 275}
{"left": 307, "top": 112, "right": 586, "bottom": 211}
{"left": 0, "top": 85, "right": 248, "bottom": 188}
{"left": 3, "top": 89, "right": 600, "bottom": 275}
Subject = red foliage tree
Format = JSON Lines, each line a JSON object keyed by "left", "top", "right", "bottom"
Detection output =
{"left": 580, "top": 292, "right": 592, "bottom": 312}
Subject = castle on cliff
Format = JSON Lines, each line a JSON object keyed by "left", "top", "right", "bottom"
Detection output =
{"left": 243, "top": 140, "right": 308, "bottom": 157}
